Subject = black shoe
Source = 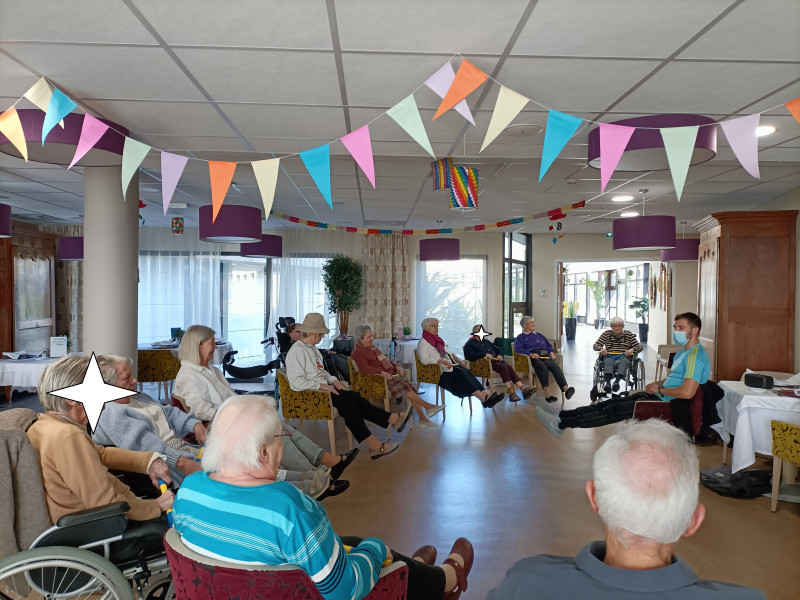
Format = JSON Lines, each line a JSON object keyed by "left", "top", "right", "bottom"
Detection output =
{"left": 612, "top": 380, "right": 620, "bottom": 392}
{"left": 522, "top": 387, "right": 536, "bottom": 400}
{"left": 565, "top": 387, "right": 575, "bottom": 400}
{"left": 482, "top": 392, "right": 503, "bottom": 408}
{"left": 394, "top": 406, "right": 413, "bottom": 433}
{"left": 546, "top": 396, "right": 559, "bottom": 403}
{"left": 329, "top": 448, "right": 359, "bottom": 480}
{"left": 316, "top": 479, "right": 350, "bottom": 501}
{"left": 604, "top": 383, "right": 612, "bottom": 393}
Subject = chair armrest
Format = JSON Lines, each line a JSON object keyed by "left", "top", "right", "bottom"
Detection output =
{"left": 56, "top": 501, "right": 131, "bottom": 527}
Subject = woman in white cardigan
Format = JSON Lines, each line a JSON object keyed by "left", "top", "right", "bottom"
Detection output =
{"left": 417, "top": 317, "right": 504, "bottom": 409}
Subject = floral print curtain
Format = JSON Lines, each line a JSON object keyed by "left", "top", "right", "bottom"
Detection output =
{"left": 362, "top": 235, "right": 410, "bottom": 339}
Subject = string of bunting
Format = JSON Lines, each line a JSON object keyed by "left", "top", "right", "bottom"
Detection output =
{"left": 270, "top": 201, "right": 584, "bottom": 235}
{"left": 1, "top": 57, "right": 799, "bottom": 226}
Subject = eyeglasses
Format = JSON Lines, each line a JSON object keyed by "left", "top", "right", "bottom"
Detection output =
{"left": 273, "top": 430, "right": 292, "bottom": 438}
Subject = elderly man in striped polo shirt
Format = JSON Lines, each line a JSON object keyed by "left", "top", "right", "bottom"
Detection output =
{"left": 593, "top": 317, "right": 643, "bottom": 393}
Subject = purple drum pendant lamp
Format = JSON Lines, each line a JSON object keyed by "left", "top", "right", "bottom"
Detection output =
{"left": 198, "top": 205, "right": 262, "bottom": 243}
{"left": 420, "top": 238, "right": 460, "bottom": 261}
{"left": 57, "top": 236, "right": 84, "bottom": 261}
{"left": 240, "top": 234, "right": 283, "bottom": 258}
{"left": 0, "top": 204, "right": 11, "bottom": 238}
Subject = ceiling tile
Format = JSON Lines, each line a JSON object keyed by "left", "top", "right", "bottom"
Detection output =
{"left": 81, "top": 100, "right": 235, "bottom": 138}
{"left": 220, "top": 103, "right": 345, "bottom": 139}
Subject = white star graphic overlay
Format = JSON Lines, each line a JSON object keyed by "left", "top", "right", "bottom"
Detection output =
{"left": 49, "top": 352, "right": 137, "bottom": 432}
{"left": 474, "top": 325, "right": 492, "bottom": 342}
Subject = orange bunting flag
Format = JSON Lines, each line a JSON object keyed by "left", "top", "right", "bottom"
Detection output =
{"left": 208, "top": 161, "right": 237, "bottom": 223}
{"left": 433, "top": 59, "right": 488, "bottom": 121}
{"left": 787, "top": 97, "right": 800, "bottom": 126}
{"left": 0, "top": 107, "right": 28, "bottom": 161}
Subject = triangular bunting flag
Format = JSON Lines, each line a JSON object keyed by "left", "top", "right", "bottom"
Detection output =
{"left": 341, "top": 125, "right": 375, "bottom": 188}
{"left": 208, "top": 161, "right": 237, "bottom": 222}
{"left": 425, "top": 62, "right": 475, "bottom": 125}
{"left": 24, "top": 77, "right": 63, "bottom": 127}
{"left": 299, "top": 144, "right": 332, "bottom": 209}
{"left": 480, "top": 85, "right": 529, "bottom": 152}
{"left": 719, "top": 114, "right": 760, "bottom": 179}
{"left": 160, "top": 151, "right": 190, "bottom": 214}
{"left": 68, "top": 114, "right": 109, "bottom": 169}
{"left": 121, "top": 137, "right": 151, "bottom": 199}
{"left": 539, "top": 110, "right": 583, "bottom": 181}
{"left": 252, "top": 158, "right": 281, "bottom": 219}
{"left": 599, "top": 123, "right": 635, "bottom": 192}
{"left": 386, "top": 95, "right": 435, "bottom": 158}
{"left": 42, "top": 89, "right": 76, "bottom": 146}
{"left": 787, "top": 97, "right": 800, "bottom": 125}
{"left": 433, "top": 59, "right": 488, "bottom": 121}
{"left": 661, "top": 126, "right": 699, "bottom": 201}
{"left": 0, "top": 107, "right": 28, "bottom": 161}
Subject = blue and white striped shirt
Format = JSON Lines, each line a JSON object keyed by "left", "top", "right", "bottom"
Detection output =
{"left": 173, "top": 472, "right": 387, "bottom": 600}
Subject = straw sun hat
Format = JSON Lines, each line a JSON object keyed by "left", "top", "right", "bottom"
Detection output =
{"left": 296, "top": 312, "right": 331, "bottom": 334}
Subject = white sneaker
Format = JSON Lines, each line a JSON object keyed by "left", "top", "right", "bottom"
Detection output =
{"left": 426, "top": 405, "right": 445, "bottom": 419}
{"left": 532, "top": 395, "right": 560, "bottom": 415}
{"left": 418, "top": 420, "right": 438, "bottom": 428}
{"left": 535, "top": 406, "right": 563, "bottom": 438}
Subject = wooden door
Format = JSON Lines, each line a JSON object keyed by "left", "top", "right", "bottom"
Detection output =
{"left": 697, "top": 236, "right": 719, "bottom": 380}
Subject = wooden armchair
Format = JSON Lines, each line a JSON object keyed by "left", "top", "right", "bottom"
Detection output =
{"left": 137, "top": 349, "right": 181, "bottom": 401}
{"left": 511, "top": 342, "right": 568, "bottom": 405}
{"left": 465, "top": 357, "right": 510, "bottom": 414}
{"left": 347, "top": 357, "right": 395, "bottom": 439}
{"left": 275, "top": 369, "right": 352, "bottom": 454}
{"left": 414, "top": 350, "right": 445, "bottom": 415}
{"left": 770, "top": 420, "right": 800, "bottom": 512}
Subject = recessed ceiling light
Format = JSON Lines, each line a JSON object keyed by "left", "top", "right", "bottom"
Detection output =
{"left": 620, "top": 211, "right": 639, "bottom": 218}
{"left": 756, "top": 125, "right": 776, "bottom": 137}
{"left": 612, "top": 195, "right": 634, "bottom": 202}
{"left": 140, "top": 187, "right": 160, "bottom": 193}
{"left": 503, "top": 123, "right": 545, "bottom": 137}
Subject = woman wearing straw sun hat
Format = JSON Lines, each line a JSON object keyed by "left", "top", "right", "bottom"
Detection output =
{"left": 286, "top": 313, "right": 411, "bottom": 460}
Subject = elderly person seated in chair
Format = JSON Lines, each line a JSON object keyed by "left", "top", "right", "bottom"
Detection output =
{"left": 173, "top": 395, "right": 475, "bottom": 600}
{"left": 27, "top": 354, "right": 174, "bottom": 560}
{"left": 514, "top": 315, "right": 575, "bottom": 403}
{"left": 351, "top": 323, "right": 444, "bottom": 428}
{"left": 463, "top": 324, "right": 535, "bottom": 403}
{"left": 418, "top": 317, "right": 504, "bottom": 408}
{"left": 488, "top": 419, "right": 764, "bottom": 599}
{"left": 536, "top": 313, "right": 710, "bottom": 438}
{"left": 593, "top": 317, "right": 643, "bottom": 393}
{"left": 172, "top": 325, "right": 357, "bottom": 499}
{"left": 286, "top": 313, "right": 411, "bottom": 460}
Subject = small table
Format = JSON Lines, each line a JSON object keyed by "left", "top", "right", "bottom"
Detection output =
{"left": 137, "top": 342, "right": 233, "bottom": 367}
{"left": 714, "top": 380, "right": 800, "bottom": 477}
{"left": 0, "top": 357, "right": 58, "bottom": 404}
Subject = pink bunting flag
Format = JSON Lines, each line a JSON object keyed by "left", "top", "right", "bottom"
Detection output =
{"left": 160, "top": 152, "right": 190, "bottom": 214}
{"left": 340, "top": 125, "right": 376, "bottom": 188}
{"left": 599, "top": 123, "right": 635, "bottom": 192}
{"left": 719, "top": 114, "right": 761, "bottom": 179}
{"left": 68, "top": 114, "right": 109, "bottom": 169}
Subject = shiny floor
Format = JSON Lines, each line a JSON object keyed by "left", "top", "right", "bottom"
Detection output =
{"left": 309, "top": 325, "right": 799, "bottom": 600}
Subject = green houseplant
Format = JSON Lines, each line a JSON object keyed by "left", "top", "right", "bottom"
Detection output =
{"left": 321, "top": 254, "right": 363, "bottom": 336}
{"left": 629, "top": 296, "right": 650, "bottom": 344}
{"left": 582, "top": 277, "right": 607, "bottom": 329}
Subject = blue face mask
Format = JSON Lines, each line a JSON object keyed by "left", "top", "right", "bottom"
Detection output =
{"left": 673, "top": 331, "right": 688, "bottom": 345}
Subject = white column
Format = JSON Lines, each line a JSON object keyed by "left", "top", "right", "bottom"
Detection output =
{"left": 82, "top": 166, "right": 138, "bottom": 366}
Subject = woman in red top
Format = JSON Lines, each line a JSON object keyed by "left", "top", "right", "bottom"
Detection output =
{"left": 351, "top": 324, "right": 444, "bottom": 427}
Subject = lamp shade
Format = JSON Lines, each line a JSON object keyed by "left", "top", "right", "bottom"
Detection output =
{"left": 0, "top": 204, "right": 10, "bottom": 238}
{"left": 240, "top": 234, "right": 283, "bottom": 258}
{"left": 612, "top": 215, "right": 676, "bottom": 251}
{"left": 199, "top": 205, "right": 262, "bottom": 243}
{"left": 420, "top": 238, "right": 460, "bottom": 261}
{"left": 660, "top": 238, "right": 700, "bottom": 262}
{"left": 57, "top": 236, "right": 83, "bottom": 261}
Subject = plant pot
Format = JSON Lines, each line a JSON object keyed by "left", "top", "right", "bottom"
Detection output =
{"left": 577, "top": 316, "right": 585, "bottom": 324}
{"left": 594, "top": 319, "right": 602, "bottom": 330}
{"left": 639, "top": 323, "right": 649, "bottom": 344}
{"left": 564, "top": 318, "right": 577, "bottom": 340}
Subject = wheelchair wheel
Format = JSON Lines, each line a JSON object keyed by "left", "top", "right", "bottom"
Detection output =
{"left": 0, "top": 546, "right": 134, "bottom": 600}
{"left": 630, "top": 359, "right": 646, "bottom": 391}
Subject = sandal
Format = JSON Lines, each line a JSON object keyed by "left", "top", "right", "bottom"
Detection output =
{"left": 370, "top": 442, "right": 399, "bottom": 460}
{"left": 508, "top": 392, "right": 521, "bottom": 402}
{"left": 315, "top": 479, "right": 350, "bottom": 501}
{"left": 442, "top": 537, "right": 474, "bottom": 600}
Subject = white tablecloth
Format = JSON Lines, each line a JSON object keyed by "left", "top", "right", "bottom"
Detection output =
{"left": 137, "top": 342, "right": 233, "bottom": 366}
{"left": 713, "top": 380, "right": 800, "bottom": 472}
{"left": 0, "top": 357, "right": 58, "bottom": 391}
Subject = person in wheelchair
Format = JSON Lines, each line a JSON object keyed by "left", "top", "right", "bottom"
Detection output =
{"left": 535, "top": 313, "right": 710, "bottom": 438}
{"left": 514, "top": 316, "right": 575, "bottom": 402}
{"left": 27, "top": 354, "right": 174, "bottom": 563}
{"left": 173, "top": 395, "right": 475, "bottom": 600}
{"left": 592, "top": 317, "right": 643, "bottom": 393}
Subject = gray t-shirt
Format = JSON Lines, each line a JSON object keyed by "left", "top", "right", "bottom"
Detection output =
{"left": 487, "top": 542, "right": 764, "bottom": 600}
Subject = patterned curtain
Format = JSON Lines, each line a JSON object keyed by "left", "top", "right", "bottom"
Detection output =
{"left": 39, "top": 224, "right": 83, "bottom": 352}
{"left": 362, "top": 235, "right": 410, "bottom": 338}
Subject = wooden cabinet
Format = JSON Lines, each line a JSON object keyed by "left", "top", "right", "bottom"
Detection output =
{"left": 694, "top": 211, "right": 797, "bottom": 381}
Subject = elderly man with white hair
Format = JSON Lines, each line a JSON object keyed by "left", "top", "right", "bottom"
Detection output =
{"left": 593, "top": 316, "right": 643, "bottom": 393}
{"left": 487, "top": 419, "right": 765, "bottom": 599}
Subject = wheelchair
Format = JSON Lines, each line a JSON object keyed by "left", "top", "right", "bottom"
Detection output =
{"left": 589, "top": 351, "right": 646, "bottom": 403}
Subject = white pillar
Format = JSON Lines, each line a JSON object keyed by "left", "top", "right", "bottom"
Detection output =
{"left": 82, "top": 166, "right": 138, "bottom": 366}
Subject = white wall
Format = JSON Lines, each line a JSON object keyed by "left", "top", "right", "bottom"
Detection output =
{"left": 645, "top": 258, "right": 699, "bottom": 351}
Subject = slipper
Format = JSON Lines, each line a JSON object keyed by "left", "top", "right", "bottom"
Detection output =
{"left": 315, "top": 479, "right": 350, "bottom": 501}
{"left": 426, "top": 405, "right": 445, "bottom": 419}
{"left": 393, "top": 406, "right": 413, "bottom": 433}
{"left": 412, "top": 544, "right": 437, "bottom": 565}
{"left": 370, "top": 442, "right": 399, "bottom": 460}
{"left": 329, "top": 447, "right": 359, "bottom": 480}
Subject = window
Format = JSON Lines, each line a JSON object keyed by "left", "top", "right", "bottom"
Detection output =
{"left": 220, "top": 257, "right": 267, "bottom": 362}
{"left": 502, "top": 232, "right": 530, "bottom": 337}
{"left": 416, "top": 257, "right": 486, "bottom": 346}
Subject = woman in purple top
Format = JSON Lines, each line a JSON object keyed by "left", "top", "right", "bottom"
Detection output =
{"left": 514, "top": 316, "right": 575, "bottom": 403}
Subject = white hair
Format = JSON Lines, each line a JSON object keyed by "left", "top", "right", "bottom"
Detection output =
{"left": 593, "top": 419, "right": 699, "bottom": 545}
{"left": 610, "top": 316, "right": 624, "bottom": 326}
{"left": 178, "top": 325, "right": 215, "bottom": 365}
{"left": 97, "top": 354, "right": 133, "bottom": 385}
{"left": 421, "top": 317, "right": 439, "bottom": 330}
{"left": 520, "top": 315, "right": 533, "bottom": 326}
{"left": 201, "top": 395, "right": 282, "bottom": 474}
{"left": 38, "top": 354, "right": 92, "bottom": 412}
{"left": 353, "top": 324, "right": 373, "bottom": 342}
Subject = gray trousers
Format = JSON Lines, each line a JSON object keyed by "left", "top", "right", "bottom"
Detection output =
{"left": 603, "top": 355, "right": 631, "bottom": 377}
{"left": 280, "top": 423, "right": 325, "bottom": 472}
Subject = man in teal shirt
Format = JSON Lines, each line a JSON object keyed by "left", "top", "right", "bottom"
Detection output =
{"left": 536, "top": 312, "right": 710, "bottom": 436}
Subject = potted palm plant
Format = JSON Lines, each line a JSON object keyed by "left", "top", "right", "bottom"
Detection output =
{"left": 582, "top": 278, "right": 606, "bottom": 329}
{"left": 629, "top": 297, "right": 649, "bottom": 344}
{"left": 321, "top": 254, "right": 363, "bottom": 337}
